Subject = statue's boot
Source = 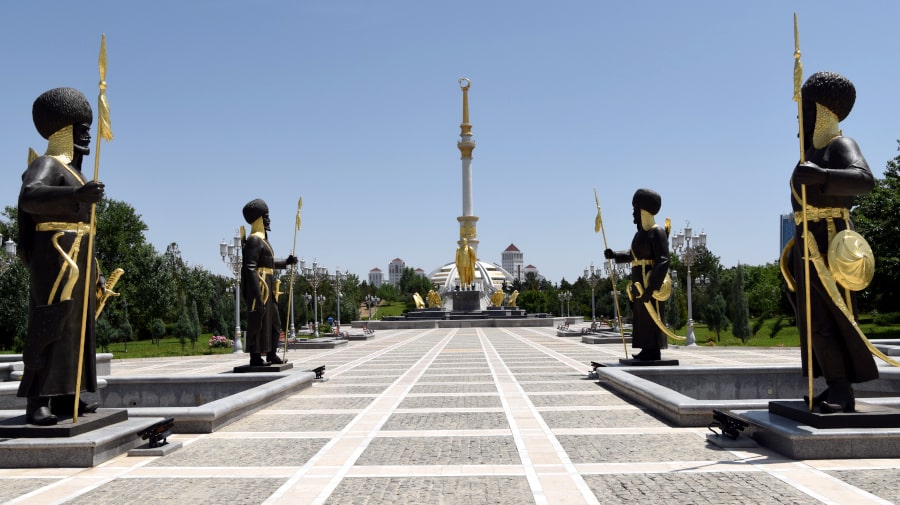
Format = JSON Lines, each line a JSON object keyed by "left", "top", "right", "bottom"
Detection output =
{"left": 249, "top": 353, "right": 266, "bottom": 367}
{"left": 26, "top": 396, "right": 58, "bottom": 426}
{"left": 802, "top": 388, "right": 829, "bottom": 407}
{"left": 633, "top": 349, "right": 660, "bottom": 361}
{"left": 820, "top": 380, "right": 855, "bottom": 414}
{"left": 266, "top": 352, "right": 284, "bottom": 365}
{"left": 50, "top": 394, "right": 99, "bottom": 416}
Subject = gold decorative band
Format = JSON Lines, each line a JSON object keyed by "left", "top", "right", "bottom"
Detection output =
{"left": 36, "top": 221, "right": 92, "bottom": 233}
{"left": 258, "top": 267, "right": 274, "bottom": 276}
{"left": 794, "top": 206, "right": 849, "bottom": 225}
{"left": 632, "top": 259, "right": 654, "bottom": 267}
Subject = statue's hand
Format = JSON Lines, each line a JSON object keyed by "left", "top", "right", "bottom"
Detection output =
{"left": 75, "top": 181, "right": 105, "bottom": 203}
{"left": 604, "top": 248, "right": 615, "bottom": 260}
{"left": 286, "top": 255, "right": 298, "bottom": 266}
{"left": 793, "top": 162, "right": 827, "bottom": 185}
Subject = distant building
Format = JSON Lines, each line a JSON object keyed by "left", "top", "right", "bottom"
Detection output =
{"left": 501, "top": 243, "right": 524, "bottom": 281}
{"left": 388, "top": 258, "right": 405, "bottom": 286}
{"left": 368, "top": 267, "right": 383, "bottom": 288}
{"left": 415, "top": 268, "right": 426, "bottom": 278}
{"left": 780, "top": 213, "right": 794, "bottom": 257}
{"left": 524, "top": 264, "right": 544, "bottom": 282}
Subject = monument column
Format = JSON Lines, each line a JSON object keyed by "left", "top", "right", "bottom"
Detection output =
{"left": 457, "top": 77, "right": 478, "bottom": 253}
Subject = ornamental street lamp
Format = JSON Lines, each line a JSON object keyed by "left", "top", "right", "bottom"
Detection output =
{"left": 0, "top": 234, "right": 17, "bottom": 274}
{"left": 584, "top": 264, "right": 601, "bottom": 322}
{"left": 219, "top": 232, "right": 244, "bottom": 353}
{"left": 365, "top": 294, "right": 380, "bottom": 320}
{"left": 330, "top": 268, "right": 348, "bottom": 333}
{"left": 304, "top": 293, "right": 312, "bottom": 333}
{"left": 300, "top": 258, "right": 327, "bottom": 337}
{"left": 317, "top": 294, "right": 326, "bottom": 326}
{"left": 603, "top": 261, "right": 629, "bottom": 332}
{"left": 671, "top": 223, "right": 708, "bottom": 347}
{"left": 558, "top": 290, "right": 572, "bottom": 317}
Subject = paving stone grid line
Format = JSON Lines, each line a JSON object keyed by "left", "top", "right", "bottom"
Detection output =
{"left": 1, "top": 324, "right": 899, "bottom": 505}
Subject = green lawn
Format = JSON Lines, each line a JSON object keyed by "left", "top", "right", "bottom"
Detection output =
{"left": 102, "top": 335, "right": 239, "bottom": 358}
{"left": 674, "top": 314, "right": 900, "bottom": 347}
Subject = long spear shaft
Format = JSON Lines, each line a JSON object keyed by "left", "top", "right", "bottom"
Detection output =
{"left": 793, "top": 13, "right": 814, "bottom": 412}
{"left": 74, "top": 34, "right": 113, "bottom": 423}
{"left": 595, "top": 188, "right": 628, "bottom": 357}
{"left": 282, "top": 197, "right": 302, "bottom": 361}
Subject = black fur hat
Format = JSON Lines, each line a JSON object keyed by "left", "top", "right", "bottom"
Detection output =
{"left": 32, "top": 87, "right": 92, "bottom": 139}
{"left": 632, "top": 188, "right": 661, "bottom": 215}
{"left": 242, "top": 199, "right": 269, "bottom": 224}
{"left": 802, "top": 71, "right": 855, "bottom": 121}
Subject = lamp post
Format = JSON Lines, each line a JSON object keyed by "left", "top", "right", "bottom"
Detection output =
{"left": 304, "top": 293, "right": 312, "bottom": 333}
{"left": 604, "top": 261, "right": 629, "bottom": 331}
{"left": 300, "top": 258, "right": 327, "bottom": 337}
{"left": 219, "top": 232, "right": 244, "bottom": 353}
{"left": 365, "top": 294, "right": 380, "bottom": 320}
{"left": 558, "top": 291, "right": 572, "bottom": 317}
{"left": 317, "top": 294, "right": 326, "bottom": 326}
{"left": 584, "top": 264, "right": 601, "bottom": 322}
{"left": 671, "top": 223, "right": 707, "bottom": 346}
{"left": 330, "top": 268, "right": 347, "bottom": 334}
{"left": 0, "top": 234, "right": 17, "bottom": 273}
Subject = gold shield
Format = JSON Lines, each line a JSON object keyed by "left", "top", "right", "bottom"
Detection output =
{"left": 828, "top": 229, "right": 875, "bottom": 291}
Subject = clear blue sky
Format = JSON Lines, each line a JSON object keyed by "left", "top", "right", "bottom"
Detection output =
{"left": 2, "top": 1, "right": 900, "bottom": 284}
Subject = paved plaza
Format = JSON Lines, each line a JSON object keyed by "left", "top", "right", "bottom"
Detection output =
{"left": 2, "top": 325, "right": 899, "bottom": 504}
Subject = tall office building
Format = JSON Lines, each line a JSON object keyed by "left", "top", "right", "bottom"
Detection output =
{"left": 502, "top": 243, "right": 524, "bottom": 281}
{"left": 388, "top": 258, "right": 406, "bottom": 286}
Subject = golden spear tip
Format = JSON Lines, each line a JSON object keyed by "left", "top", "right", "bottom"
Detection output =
{"left": 98, "top": 34, "right": 108, "bottom": 80}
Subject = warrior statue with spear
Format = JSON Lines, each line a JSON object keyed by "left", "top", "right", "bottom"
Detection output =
{"left": 17, "top": 36, "right": 114, "bottom": 425}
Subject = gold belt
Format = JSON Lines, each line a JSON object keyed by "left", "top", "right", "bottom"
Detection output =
{"left": 35, "top": 221, "right": 92, "bottom": 233}
{"left": 632, "top": 259, "right": 654, "bottom": 267}
{"left": 258, "top": 267, "right": 274, "bottom": 276}
{"left": 794, "top": 207, "right": 849, "bottom": 225}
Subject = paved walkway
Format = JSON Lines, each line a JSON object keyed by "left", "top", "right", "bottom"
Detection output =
{"left": 2, "top": 325, "right": 899, "bottom": 504}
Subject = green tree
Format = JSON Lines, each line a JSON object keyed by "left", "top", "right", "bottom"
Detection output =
{"left": 95, "top": 316, "right": 115, "bottom": 353}
{"left": 517, "top": 289, "right": 551, "bottom": 315}
{"left": 731, "top": 264, "right": 751, "bottom": 342}
{"left": 94, "top": 201, "right": 174, "bottom": 340}
{"left": 852, "top": 140, "right": 900, "bottom": 313}
{"left": 120, "top": 318, "right": 134, "bottom": 353}
{"left": 151, "top": 318, "right": 166, "bottom": 345}
{"left": 190, "top": 299, "right": 201, "bottom": 347}
{"left": 742, "top": 262, "right": 785, "bottom": 319}
{"left": 702, "top": 291, "right": 730, "bottom": 342}
{"left": 0, "top": 261, "right": 28, "bottom": 351}
{"left": 173, "top": 305, "right": 194, "bottom": 352}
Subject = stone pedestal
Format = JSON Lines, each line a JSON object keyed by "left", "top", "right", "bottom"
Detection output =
{"left": 618, "top": 358, "right": 679, "bottom": 366}
{"left": 233, "top": 362, "right": 294, "bottom": 373}
{"left": 450, "top": 290, "right": 481, "bottom": 311}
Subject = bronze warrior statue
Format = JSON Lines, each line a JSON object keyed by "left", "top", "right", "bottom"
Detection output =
{"left": 783, "top": 71, "right": 878, "bottom": 413}
{"left": 241, "top": 199, "right": 297, "bottom": 367}
{"left": 605, "top": 188, "right": 670, "bottom": 361}
{"left": 17, "top": 87, "right": 105, "bottom": 425}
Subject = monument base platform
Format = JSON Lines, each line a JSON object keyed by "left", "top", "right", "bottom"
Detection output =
{"left": 769, "top": 400, "right": 900, "bottom": 429}
{"left": 733, "top": 404, "right": 900, "bottom": 459}
{"left": 233, "top": 362, "right": 294, "bottom": 373}
{"left": 287, "top": 337, "right": 349, "bottom": 349}
{"left": 0, "top": 410, "right": 168, "bottom": 468}
{"left": 619, "top": 358, "right": 679, "bottom": 366}
{"left": 0, "top": 408, "right": 127, "bottom": 438}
